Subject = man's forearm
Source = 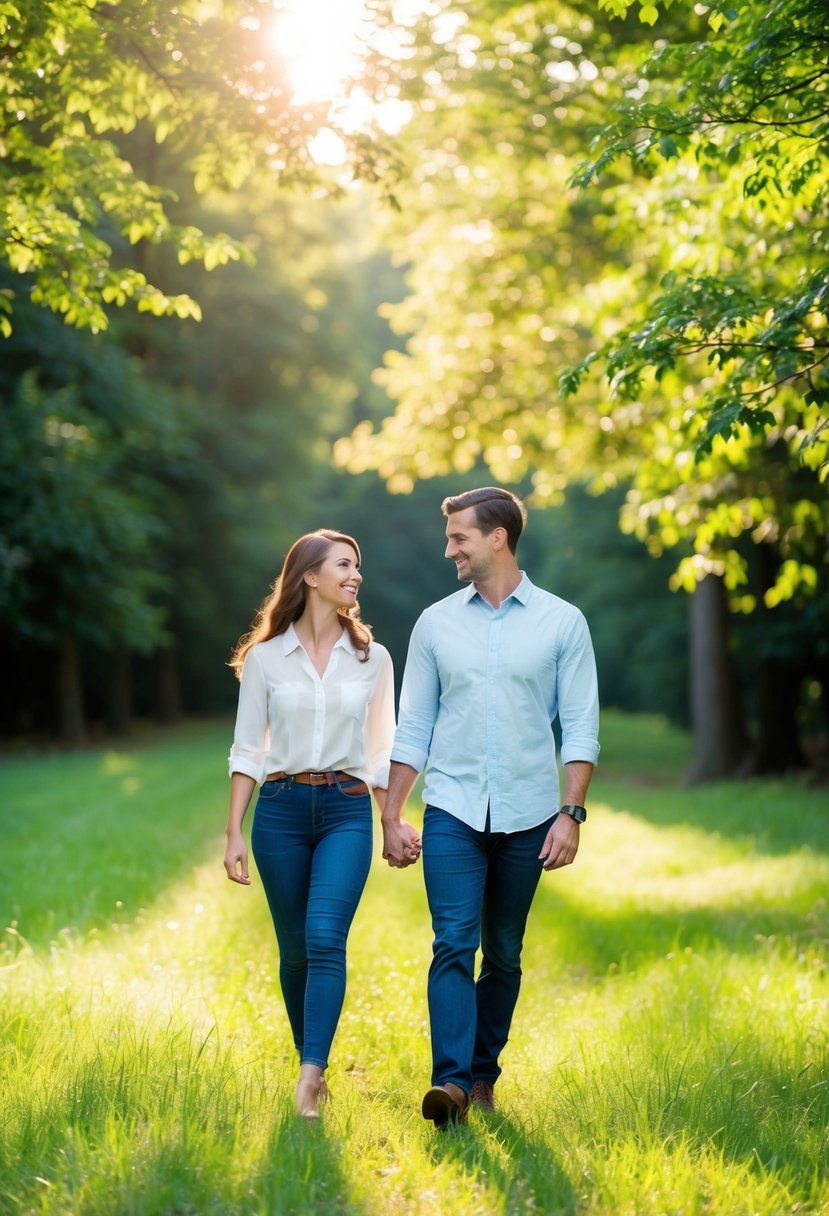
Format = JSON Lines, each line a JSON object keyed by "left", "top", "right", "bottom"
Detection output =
{"left": 562, "top": 760, "right": 594, "bottom": 807}
{"left": 381, "top": 760, "right": 420, "bottom": 823}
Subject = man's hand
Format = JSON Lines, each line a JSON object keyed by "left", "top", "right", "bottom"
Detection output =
{"left": 380, "top": 761, "right": 422, "bottom": 868}
{"left": 539, "top": 813, "right": 579, "bottom": 871}
{"left": 382, "top": 819, "right": 422, "bottom": 868}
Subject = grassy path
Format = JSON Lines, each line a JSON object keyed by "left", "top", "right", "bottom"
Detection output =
{"left": 1, "top": 714, "right": 827, "bottom": 1215}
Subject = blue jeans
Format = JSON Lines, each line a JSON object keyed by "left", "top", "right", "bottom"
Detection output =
{"left": 251, "top": 775, "right": 373, "bottom": 1069}
{"left": 422, "top": 805, "right": 554, "bottom": 1094}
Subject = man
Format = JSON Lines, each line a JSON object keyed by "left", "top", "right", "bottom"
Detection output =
{"left": 382, "top": 486, "right": 600, "bottom": 1127}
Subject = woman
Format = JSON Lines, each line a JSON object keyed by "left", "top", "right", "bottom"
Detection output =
{"left": 224, "top": 529, "right": 419, "bottom": 1117}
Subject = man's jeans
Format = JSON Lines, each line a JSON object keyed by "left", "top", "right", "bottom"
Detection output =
{"left": 251, "top": 775, "right": 373, "bottom": 1069}
{"left": 422, "top": 805, "right": 554, "bottom": 1093}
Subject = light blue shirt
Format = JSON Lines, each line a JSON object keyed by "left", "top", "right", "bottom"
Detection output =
{"left": 391, "top": 573, "right": 600, "bottom": 832}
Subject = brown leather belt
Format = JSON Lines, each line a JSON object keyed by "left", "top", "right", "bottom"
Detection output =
{"left": 265, "top": 769, "right": 369, "bottom": 795}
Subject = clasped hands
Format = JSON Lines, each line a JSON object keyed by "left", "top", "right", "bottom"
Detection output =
{"left": 381, "top": 819, "right": 422, "bottom": 869}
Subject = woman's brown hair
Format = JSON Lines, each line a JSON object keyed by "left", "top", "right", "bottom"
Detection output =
{"left": 229, "top": 530, "right": 372, "bottom": 678}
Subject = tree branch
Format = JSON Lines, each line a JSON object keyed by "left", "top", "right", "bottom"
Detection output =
{"left": 92, "top": 7, "right": 182, "bottom": 100}
{"left": 677, "top": 339, "right": 829, "bottom": 355}
{"left": 740, "top": 352, "right": 829, "bottom": 398}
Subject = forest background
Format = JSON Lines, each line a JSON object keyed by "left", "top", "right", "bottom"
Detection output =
{"left": 1, "top": 0, "right": 827, "bottom": 785}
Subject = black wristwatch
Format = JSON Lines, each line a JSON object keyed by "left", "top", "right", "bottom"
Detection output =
{"left": 559, "top": 804, "right": 587, "bottom": 824}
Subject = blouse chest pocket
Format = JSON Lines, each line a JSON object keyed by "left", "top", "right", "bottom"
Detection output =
{"left": 268, "top": 682, "right": 314, "bottom": 716}
{"left": 339, "top": 680, "right": 368, "bottom": 721}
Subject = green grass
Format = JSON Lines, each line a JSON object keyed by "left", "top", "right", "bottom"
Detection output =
{"left": 1, "top": 711, "right": 827, "bottom": 1215}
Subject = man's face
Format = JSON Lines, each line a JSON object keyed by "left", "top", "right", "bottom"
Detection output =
{"left": 444, "top": 506, "right": 495, "bottom": 583}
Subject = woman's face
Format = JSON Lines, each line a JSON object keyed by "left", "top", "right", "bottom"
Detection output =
{"left": 307, "top": 542, "right": 362, "bottom": 609}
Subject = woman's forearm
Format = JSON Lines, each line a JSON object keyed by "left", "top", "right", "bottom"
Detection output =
{"left": 227, "top": 772, "right": 257, "bottom": 834}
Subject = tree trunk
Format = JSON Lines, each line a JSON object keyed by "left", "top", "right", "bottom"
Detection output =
{"left": 748, "top": 661, "right": 805, "bottom": 774}
{"left": 156, "top": 645, "right": 182, "bottom": 723}
{"left": 107, "top": 647, "right": 132, "bottom": 736}
{"left": 684, "top": 573, "right": 746, "bottom": 784}
{"left": 57, "top": 631, "right": 86, "bottom": 744}
{"left": 743, "top": 545, "right": 806, "bottom": 775}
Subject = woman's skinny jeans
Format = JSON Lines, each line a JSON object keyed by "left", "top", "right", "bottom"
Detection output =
{"left": 251, "top": 775, "right": 372, "bottom": 1069}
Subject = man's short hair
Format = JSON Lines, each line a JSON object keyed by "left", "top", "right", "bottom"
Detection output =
{"left": 441, "top": 487, "right": 527, "bottom": 554}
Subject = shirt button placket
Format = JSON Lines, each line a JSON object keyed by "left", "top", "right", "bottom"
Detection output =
{"left": 485, "top": 615, "right": 501, "bottom": 824}
{"left": 311, "top": 678, "right": 325, "bottom": 770}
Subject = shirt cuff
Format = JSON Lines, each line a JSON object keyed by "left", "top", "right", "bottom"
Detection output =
{"left": 391, "top": 742, "right": 429, "bottom": 773}
{"left": 560, "top": 739, "right": 600, "bottom": 766}
{"left": 371, "top": 760, "right": 391, "bottom": 790}
{"left": 228, "top": 750, "right": 264, "bottom": 783}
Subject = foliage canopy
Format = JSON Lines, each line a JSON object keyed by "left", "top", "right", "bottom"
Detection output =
{"left": 342, "top": 0, "right": 829, "bottom": 612}
{"left": 0, "top": 0, "right": 378, "bottom": 332}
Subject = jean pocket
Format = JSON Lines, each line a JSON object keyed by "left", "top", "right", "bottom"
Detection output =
{"left": 335, "top": 775, "right": 370, "bottom": 798}
{"left": 258, "top": 779, "right": 288, "bottom": 800}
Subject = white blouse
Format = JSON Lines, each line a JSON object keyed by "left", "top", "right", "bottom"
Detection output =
{"left": 228, "top": 623, "right": 395, "bottom": 789}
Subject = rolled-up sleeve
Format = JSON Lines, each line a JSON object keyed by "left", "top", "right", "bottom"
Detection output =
{"left": 365, "top": 649, "right": 396, "bottom": 789}
{"left": 228, "top": 648, "right": 269, "bottom": 783}
{"left": 557, "top": 612, "right": 600, "bottom": 766}
{"left": 391, "top": 613, "right": 439, "bottom": 773}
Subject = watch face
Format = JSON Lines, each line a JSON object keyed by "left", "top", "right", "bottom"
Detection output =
{"left": 561, "top": 805, "right": 586, "bottom": 823}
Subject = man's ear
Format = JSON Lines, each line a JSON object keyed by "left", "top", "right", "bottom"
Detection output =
{"left": 491, "top": 526, "right": 507, "bottom": 552}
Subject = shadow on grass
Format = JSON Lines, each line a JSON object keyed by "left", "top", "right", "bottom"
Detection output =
{"left": 3, "top": 723, "right": 231, "bottom": 952}
{"left": 416, "top": 1044, "right": 828, "bottom": 1214}
{"left": 424, "top": 1109, "right": 576, "bottom": 1216}
{"left": 250, "top": 1111, "right": 363, "bottom": 1215}
{"left": 551, "top": 1031, "right": 829, "bottom": 1203}
{"left": 530, "top": 887, "right": 829, "bottom": 976}
{"left": 1, "top": 1065, "right": 363, "bottom": 1216}
{"left": 590, "top": 774, "right": 829, "bottom": 859}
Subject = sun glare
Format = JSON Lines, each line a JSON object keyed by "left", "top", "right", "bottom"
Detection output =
{"left": 269, "top": 0, "right": 368, "bottom": 105}
{"left": 265, "top": 0, "right": 413, "bottom": 165}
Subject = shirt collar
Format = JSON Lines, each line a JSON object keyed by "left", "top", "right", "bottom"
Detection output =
{"left": 282, "top": 621, "right": 356, "bottom": 655}
{"left": 463, "top": 571, "right": 532, "bottom": 607}
{"left": 336, "top": 627, "right": 358, "bottom": 655}
{"left": 282, "top": 623, "right": 302, "bottom": 655}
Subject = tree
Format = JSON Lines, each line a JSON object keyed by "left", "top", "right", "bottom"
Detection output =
{"left": 562, "top": 0, "right": 829, "bottom": 773}
{"left": 0, "top": 3, "right": 404, "bottom": 740}
{"left": 0, "top": 302, "right": 185, "bottom": 738}
{"left": 0, "top": 0, "right": 385, "bottom": 332}
{"left": 337, "top": 0, "right": 829, "bottom": 773}
{"left": 0, "top": 182, "right": 417, "bottom": 738}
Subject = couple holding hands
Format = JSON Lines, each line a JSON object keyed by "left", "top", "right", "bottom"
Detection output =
{"left": 224, "top": 487, "right": 600, "bottom": 1123}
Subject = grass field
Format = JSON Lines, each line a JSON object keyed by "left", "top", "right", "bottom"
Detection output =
{"left": 1, "top": 712, "right": 827, "bottom": 1215}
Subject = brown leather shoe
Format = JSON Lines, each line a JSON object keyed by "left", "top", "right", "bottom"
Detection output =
{"left": 470, "top": 1080, "right": 495, "bottom": 1111}
{"left": 421, "top": 1083, "right": 470, "bottom": 1127}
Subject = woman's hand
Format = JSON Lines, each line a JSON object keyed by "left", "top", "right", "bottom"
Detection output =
{"left": 382, "top": 819, "right": 422, "bottom": 868}
{"left": 224, "top": 829, "right": 251, "bottom": 885}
